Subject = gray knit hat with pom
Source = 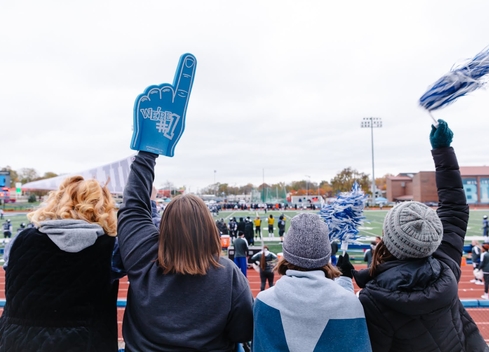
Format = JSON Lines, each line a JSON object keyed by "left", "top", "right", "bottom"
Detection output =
{"left": 383, "top": 201, "right": 443, "bottom": 260}
{"left": 282, "top": 213, "right": 331, "bottom": 269}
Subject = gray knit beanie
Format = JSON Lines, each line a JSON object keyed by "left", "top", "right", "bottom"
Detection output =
{"left": 282, "top": 213, "right": 331, "bottom": 269}
{"left": 383, "top": 201, "right": 443, "bottom": 260}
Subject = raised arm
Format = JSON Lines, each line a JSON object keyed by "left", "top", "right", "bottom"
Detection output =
{"left": 431, "top": 120, "right": 469, "bottom": 278}
{"left": 117, "top": 152, "right": 160, "bottom": 272}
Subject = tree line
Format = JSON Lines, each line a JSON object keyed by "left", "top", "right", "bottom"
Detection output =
{"left": 1, "top": 165, "right": 391, "bottom": 198}
{"left": 199, "top": 167, "right": 390, "bottom": 198}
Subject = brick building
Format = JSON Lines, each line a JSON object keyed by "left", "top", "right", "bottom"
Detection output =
{"left": 386, "top": 173, "right": 415, "bottom": 203}
{"left": 386, "top": 166, "right": 489, "bottom": 205}
{"left": 459, "top": 166, "right": 489, "bottom": 205}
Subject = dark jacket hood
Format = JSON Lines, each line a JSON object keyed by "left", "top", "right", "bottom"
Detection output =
{"left": 355, "top": 257, "right": 458, "bottom": 316}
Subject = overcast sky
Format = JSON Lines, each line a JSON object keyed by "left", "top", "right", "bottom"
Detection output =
{"left": 2, "top": 1, "right": 489, "bottom": 193}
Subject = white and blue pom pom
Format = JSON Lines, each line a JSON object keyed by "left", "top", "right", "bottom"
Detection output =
{"left": 420, "top": 46, "right": 489, "bottom": 112}
{"left": 318, "top": 182, "right": 367, "bottom": 245}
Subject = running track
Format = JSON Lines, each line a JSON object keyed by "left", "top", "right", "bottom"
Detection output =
{"left": 0, "top": 264, "right": 488, "bottom": 344}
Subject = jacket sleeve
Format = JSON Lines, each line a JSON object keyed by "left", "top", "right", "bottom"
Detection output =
{"left": 225, "top": 267, "right": 254, "bottom": 342}
{"left": 432, "top": 147, "right": 469, "bottom": 280}
{"left": 117, "top": 152, "right": 160, "bottom": 273}
{"left": 251, "top": 253, "right": 261, "bottom": 262}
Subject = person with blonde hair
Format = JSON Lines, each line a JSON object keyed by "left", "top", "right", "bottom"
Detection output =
{"left": 0, "top": 176, "right": 119, "bottom": 351}
{"left": 117, "top": 152, "right": 253, "bottom": 351}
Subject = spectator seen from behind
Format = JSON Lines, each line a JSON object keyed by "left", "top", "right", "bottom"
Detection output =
{"left": 480, "top": 244, "right": 489, "bottom": 299}
{"left": 2, "top": 219, "right": 12, "bottom": 241}
{"left": 267, "top": 214, "right": 274, "bottom": 237}
{"left": 470, "top": 239, "right": 483, "bottom": 285}
{"left": 253, "top": 213, "right": 372, "bottom": 352}
{"left": 233, "top": 230, "right": 249, "bottom": 277}
{"left": 278, "top": 215, "right": 286, "bottom": 243}
{"left": 0, "top": 176, "right": 119, "bottom": 351}
{"left": 251, "top": 245, "right": 278, "bottom": 291}
{"left": 117, "top": 152, "right": 253, "bottom": 351}
{"left": 254, "top": 216, "right": 262, "bottom": 239}
{"left": 353, "top": 120, "right": 487, "bottom": 351}
{"left": 363, "top": 241, "right": 377, "bottom": 268}
{"left": 483, "top": 215, "right": 489, "bottom": 237}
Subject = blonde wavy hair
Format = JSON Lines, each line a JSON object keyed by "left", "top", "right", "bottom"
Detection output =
{"left": 28, "top": 176, "right": 117, "bottom": 236}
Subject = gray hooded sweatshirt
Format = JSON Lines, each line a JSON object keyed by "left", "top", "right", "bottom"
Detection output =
{"left": 4, "top": 219, "right": 105, "bottom": 268}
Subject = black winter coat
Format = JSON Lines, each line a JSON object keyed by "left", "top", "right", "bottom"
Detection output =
{"left": 354, "top": 147, "right": 488, "bottom": 352}
{"left": 0, "top": 228, "right": 119, "bottom": 352}
{"left": 237, "top": 220, "right": 246, "bottom": 234}
{"left": 244, "top": 221, "right": 254, "bottom": 240}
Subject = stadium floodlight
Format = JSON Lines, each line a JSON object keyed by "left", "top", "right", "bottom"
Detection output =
{"left": 305, "top": 175, "right": 311, "bottom": 198}
{"left": 360, "top": 117, "right": 382, "bottom": 204}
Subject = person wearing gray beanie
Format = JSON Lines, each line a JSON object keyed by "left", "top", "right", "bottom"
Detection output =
{"left": 282, "top": 213, "right": 332, "bottom": 269}
{"left": 382, "top": 201, "right": 443, "bottom": 260}
{"left": 353, "top": 119, "right": 487, "bottom": 352}
{"left": 253, "top": 213, "right": 372, "bottom": 352}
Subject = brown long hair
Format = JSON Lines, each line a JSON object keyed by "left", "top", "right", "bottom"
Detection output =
{"left": 157, "top": 194, "right": 222, "bottom": 275}
{"left": 260, "top": 246, "right": 269, "bottom": 270}
{"left": 28, "top": 176, "right": 117, "bottom": 236}
{"left": 369, "top": 239, "right": 396, "bottom": 276}
{"left": 275, "top": 257, "right": 341, "bottom": 279}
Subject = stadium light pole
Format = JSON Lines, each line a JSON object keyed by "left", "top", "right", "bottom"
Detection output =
{"left": 305, "top": 175, "right": 311, "bottom": 197}
{"left": 361, "top": 117, "right": 382, "bottom": 204}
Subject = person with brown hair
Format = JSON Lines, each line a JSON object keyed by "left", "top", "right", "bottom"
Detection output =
{"left": 353, "top": 119, "right": 487, "bottom": 351}
{"left": 117, "top": 151, "right": 253, "bottom": 351}
{"left": 253, "top": 213, "right": 371, "bottom": 352}
{"left": 0, "top": 176, "right": 119, "bottom": 351}
{"left": 251, "top": 245, "right": 278, "bottom": 291}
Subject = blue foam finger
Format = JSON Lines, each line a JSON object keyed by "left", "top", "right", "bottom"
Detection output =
{"left": 131, "top": 53, "right": 197, "bottom": 156}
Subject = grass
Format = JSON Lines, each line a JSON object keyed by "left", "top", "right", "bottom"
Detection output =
{"left": 3, "top": 207, "right": 488, "bottom": 254}
{"left": 2, "top": 202, "right": 40, "bottom": 212}
{"left": 218, "top": 208, "right": 489, "bottom": 262}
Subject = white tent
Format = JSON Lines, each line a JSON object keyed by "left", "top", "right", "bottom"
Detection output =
{"left": 22, "top": 155, "right": 134, "bottom": 194}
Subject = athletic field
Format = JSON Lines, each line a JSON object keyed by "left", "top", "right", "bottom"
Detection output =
{"left": 214, "top": 208, "right": 489, "bottom": 257}
{"left": 2, "top": 207, "right": 488, "bottom": 254}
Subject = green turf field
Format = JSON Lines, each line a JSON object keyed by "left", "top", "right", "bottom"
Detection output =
{"left": 0, "top": 214, "right": 28, "bottom": 240}
{"left": 2, "top": 207, "right": 488, "bottom": 255}
{"left": 217, "top": 208, "right": 489, "bottom": 258}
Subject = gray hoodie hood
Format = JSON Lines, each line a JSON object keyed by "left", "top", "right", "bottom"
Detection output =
{"left": 39, "top": 219, "right": 105, "bottom": 253}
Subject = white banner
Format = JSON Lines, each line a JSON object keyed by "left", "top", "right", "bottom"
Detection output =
{"left": 21, "top": 155, "right": 135, "bottom": 194}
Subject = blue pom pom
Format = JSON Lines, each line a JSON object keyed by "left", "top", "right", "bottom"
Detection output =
{"left": 420, "top": 46, "right": 489, "bottom": 111}
{"left": 318, "top": 182, "right": 367, "bottom": 244}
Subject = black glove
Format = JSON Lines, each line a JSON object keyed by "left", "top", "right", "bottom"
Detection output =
{"left": 337, "top": 252, "right": 354, "bottom": 279}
